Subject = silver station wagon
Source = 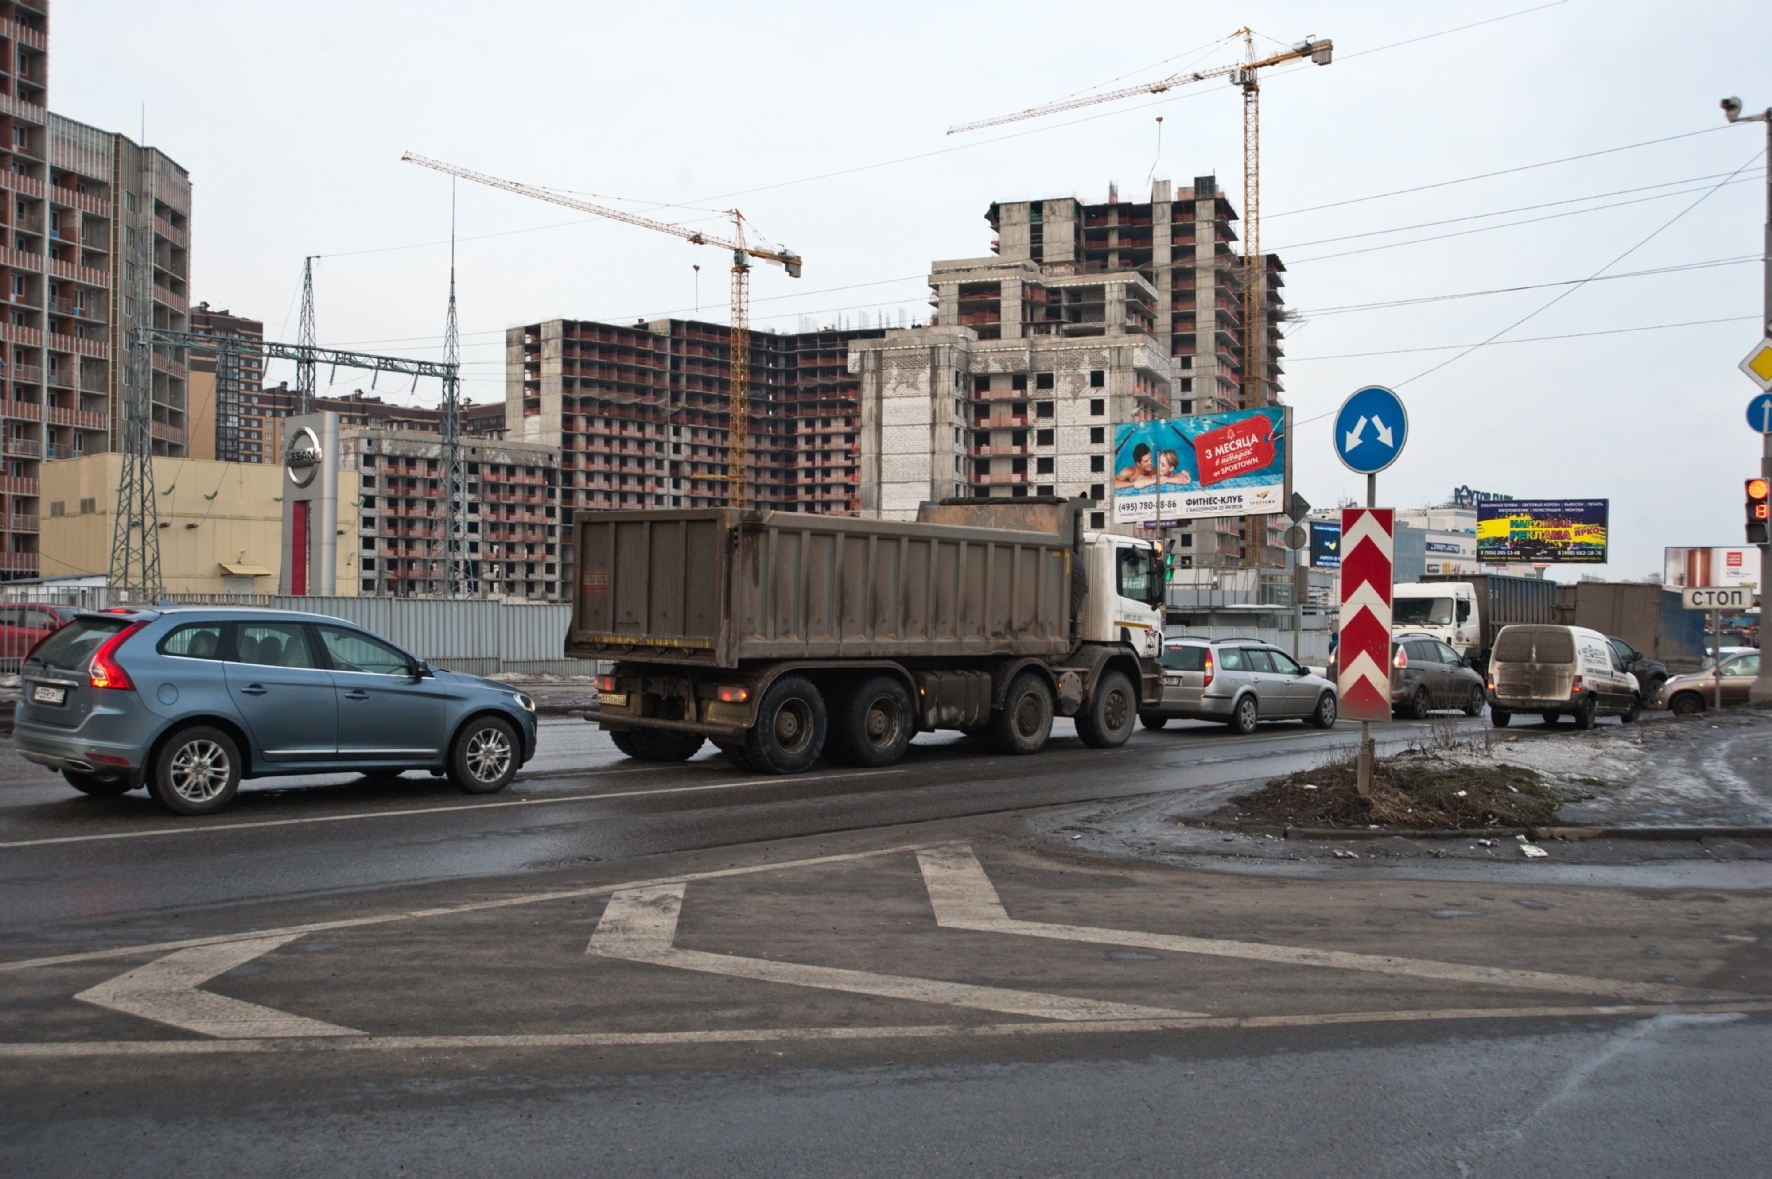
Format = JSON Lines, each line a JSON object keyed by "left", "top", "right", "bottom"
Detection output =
{"left": 1139, "top": 637, "right": 1339, "bottom": 734}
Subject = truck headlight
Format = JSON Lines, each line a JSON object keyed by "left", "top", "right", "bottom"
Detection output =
{"left": 513, "top": 692, "right": 535, "bottom": 713}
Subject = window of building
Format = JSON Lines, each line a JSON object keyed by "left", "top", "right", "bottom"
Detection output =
{"left": 1089, "top": 427, "right": 1105, "bottom": 445}
{"left": 47, "top": 500, "right": 63, "bottom": 517}
{"left": 1035, "top": 456, "right": 1054, "bottom": 475}
{"left": 1089, "top": 399, "right": 1105, "bottom": 416}
{"left": 1090, "top": 484, "right": 1104, "bottom": 502}
{"left": 1035, "top": 429, "right": 1054, "bottom": 447}
{"left": 1089, "top": 370, "right": 1105, "bottom": 387}
{"left": 1090, "top": 455, "right": 1105, "bottom": 472}
{"left": 1090, "top": 511, "right": 1105, "bottom": 529}
{"left": 78, "top": 497, "right": 96, "bottom": 514}
{"left": 1180, "top": 401, "right": 1193, "bottom": 414}
{"left": 1179, "top": 378, "right": 1192, "bottom": 392}
{"left": 973, "top": 375, "right": 990, "bottom": 393}
{"left": 1035, "top": 372, "right": 1054, "bottom": 390}
{"left": 1011, "top": 374, "right": 1027, "bottom": 391}
{"left": 1035, "top": 401, "right": 1054, "bottom": 419}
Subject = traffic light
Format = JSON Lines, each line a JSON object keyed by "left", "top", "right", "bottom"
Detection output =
{"left": 1748, "top": 478, "right": 1771, "bottom": 545}
{"left": 1165, "top": 549, "right": 1176, "bottom": 582}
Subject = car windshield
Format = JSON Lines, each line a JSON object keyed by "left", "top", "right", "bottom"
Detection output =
{"left": 26, "top": 616, "right": 130, "bottom": 671}
{"left": 1393, "top": 597, "right": 1454, "bottom": 626}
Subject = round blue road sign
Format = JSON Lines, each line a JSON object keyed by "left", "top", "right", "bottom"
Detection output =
{"left": 1333, "top": 385, "right": 1409, "bottom": 475}
{"left": 1749, "top": 393, "right": 1772, "bottom": 435}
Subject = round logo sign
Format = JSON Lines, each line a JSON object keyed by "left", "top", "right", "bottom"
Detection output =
{"left": 285, "top": 426, "right": 323, "bottom": 489}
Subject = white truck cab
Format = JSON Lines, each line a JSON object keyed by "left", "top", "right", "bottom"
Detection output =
{"left": 1079, "top": 532, "right": 1165, "bottom": 657}
{"left": 1392, "top": 581, "right": 1478, "bottom": 654}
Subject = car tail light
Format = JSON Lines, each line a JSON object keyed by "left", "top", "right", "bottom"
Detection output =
{"left": 716, "top": 685, "right": 749, "bottom": 704}
{"left": 1570, "top": 675, "right": 1583, "bottom": 695}
{"left": 88, "top": 621, "right": 147, "bottom": 691}
{"left": 1202, "top": 653, "right": 1215, "bottom": 687}
{"left": 594, "top": 674, "right": 618, "bottom": 692}
{"left": 1393, "top": 646, "right": 1408, "bottom": 669}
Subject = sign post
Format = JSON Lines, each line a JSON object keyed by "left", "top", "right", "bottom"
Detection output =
{"left": 1334, "top": 385, "right": 1408, "bottom": 796}
{"left": 1682, "top": 586, "right": 1751, "bottom": 710}
{"left": 1748, "top": 387, "right": 1772, "bottom": 706}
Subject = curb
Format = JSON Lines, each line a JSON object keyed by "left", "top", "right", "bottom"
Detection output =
{"left": 1181, "top": 820, "right": 1772, "bottom": 842}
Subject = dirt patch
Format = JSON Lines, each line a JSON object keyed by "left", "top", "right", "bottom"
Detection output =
{"left": 1220, "top": 746, "right": 1562, "bottom": 830}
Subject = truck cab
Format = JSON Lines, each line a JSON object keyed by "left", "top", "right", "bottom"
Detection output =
{"left": 1392, "top": 581, "right": 1478, "bottom": 655}
{"left": 1079, "top": 531, "right": 1165, "bottom": 658}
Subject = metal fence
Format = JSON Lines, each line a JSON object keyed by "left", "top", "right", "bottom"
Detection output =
{"left": 0, "top": 586, "right": 589, "bottom": 678}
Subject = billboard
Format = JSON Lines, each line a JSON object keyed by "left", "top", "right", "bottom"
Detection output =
{"left": 1112, "top": 407, "right": 1288, "bottom": 524}
{"left": 1476, "top": 499, "right": 1608, "bottom": 564}
{"left": 1309, "top": 520, "right": 1341, "bottom": 567}
{"left": 1664, "top": 547, "right": 1757, "bottom": 589}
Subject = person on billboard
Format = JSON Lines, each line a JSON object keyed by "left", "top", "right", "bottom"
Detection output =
{"left": 1115, "top": 442, "right": 1158, "bottom": 488}
{"left": 1157, "top": 449, "right": 1192, "bottom": 487}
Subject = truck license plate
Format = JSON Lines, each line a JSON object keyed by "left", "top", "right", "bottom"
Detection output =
{"left": 32, "top": 685, "right": 65, "bottom": 705}
{"left": 596, "top": 692, "right": 628, "bottom": 707}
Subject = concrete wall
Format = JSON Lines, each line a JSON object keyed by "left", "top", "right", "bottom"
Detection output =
{"left": 39, "top": 453, "right": 359, "bottom": 595}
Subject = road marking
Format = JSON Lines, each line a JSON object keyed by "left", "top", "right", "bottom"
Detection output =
{"left": 915, "top": 844, "right": 1738, "bottom": 1005}
{"left": 588, "top": 881, "right": 1198, "bottom": 1022}
{"left": 0, "top": 767, "right": 907, "bottom": 850}
{"left": 2, "top": 1000, "right": 1767, "bottom": 1058}
{"left": 73, "top": 934, "right": 362, "bottom": 1039}
{"left": 0, "top": 842, "right": 928, "bottom": 973}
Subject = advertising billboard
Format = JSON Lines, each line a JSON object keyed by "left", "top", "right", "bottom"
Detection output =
{"left": 1309, "top": 520, "right": 1341, "bottom": 567}
{"left": 1476, "top": 499, "right": 1608, "bottom": 564}
{"left": 1664, "top": 546, "right": 1758, "bottom": 589}
{"left": 1112, "top": 407, "right": 1288, "bottom": 524}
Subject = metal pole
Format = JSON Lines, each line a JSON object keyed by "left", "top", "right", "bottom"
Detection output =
{"left": 1754, "top": 111, "right": 1772, "bottom": 705}
{"left": 1357, "top": 471, "right": 1377, "bottom": 798}
{"left": 1715, "top": 607, "right": 1724, "bottom": 711}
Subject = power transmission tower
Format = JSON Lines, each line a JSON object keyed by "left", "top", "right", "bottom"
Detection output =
{"left": 108, "top": 152, "right": 162, "bottom": 601}
{"left": 441, "top": 181, "right": 469, "bottom": 597}
{"left": 296, "top": 256, "right": 317, "bottom": 416}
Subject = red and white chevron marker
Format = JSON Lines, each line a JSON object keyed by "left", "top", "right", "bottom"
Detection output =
{"left": 1337, "top": 508, "right": 1395, "bottom": 723}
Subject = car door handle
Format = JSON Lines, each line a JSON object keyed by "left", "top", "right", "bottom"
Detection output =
{"left": 343, "top": 689, "right": 369, "bottom": 701}
{"left": 240, "top": 684, "right": 268, "bottom": 696}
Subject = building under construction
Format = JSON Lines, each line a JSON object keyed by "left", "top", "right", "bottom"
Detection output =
{"left": 0, "top": 0, "right": 194, "bottom": 581}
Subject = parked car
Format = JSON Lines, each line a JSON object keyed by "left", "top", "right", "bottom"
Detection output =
{"left": 1486, "top": 623, "right": 1640, "bottom": 728}
{"left": 1697, "top": 645, "right": 1756, "bottom": 671}
{"left": 1661, "top": 651, "right": 1761, "bottom": 716}
{"left": 0, "top": 602, "right": 76, "bottom": 664}
{"left": 1390, "top": 632, "right": 1488, "bottom": 719}
{"left": 1606, "top": 635, "right": 1666, "bottom": 704}
{"left": 12, "top": 607, "right": 537, "bottom": 815}
{"left": 1140, "top": 638, "right": 1338, "bottom": 734}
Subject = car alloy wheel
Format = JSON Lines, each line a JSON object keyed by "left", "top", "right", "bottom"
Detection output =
{"left": 168, "top": 738, "right": 232, "bottom": 804}
{"left": 465, "top": 725, "right": 513, "bottom": 784}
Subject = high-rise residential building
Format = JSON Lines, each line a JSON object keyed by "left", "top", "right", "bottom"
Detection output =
{"left": 189, "top": 303, "right": 262, "bottom": 463}
{"left": 0, "top": 0, "right": 194, "bottom": 580}
{"left": 852, "top": 177, "right": 1289, "bottom": 569}
{"left": 506, "top": 317, "right": 882, "bottom": 578}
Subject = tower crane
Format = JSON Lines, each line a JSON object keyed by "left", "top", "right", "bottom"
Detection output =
{"left": 401, "top": 153, "right": 804, "bottom": 508}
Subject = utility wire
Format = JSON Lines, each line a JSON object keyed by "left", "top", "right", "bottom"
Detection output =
{"left": 1298, "top": 255, "right": 1759, "bottom": 317}
{"left": 1287, "top": 314, "right": 1759, "bottom": 362}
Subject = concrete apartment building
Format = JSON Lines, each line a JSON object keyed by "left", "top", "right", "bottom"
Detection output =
{"left": 853, "top": 177, "right": 1288, "bottom": 569}
{"left": 342, "top": 429, "right": 561, "bottom": 600}
{"left": 189, "top": 303, "right": 263, "bottom": 462}
{"left": 0, "top": 0, "right": 194, "bottom": 580}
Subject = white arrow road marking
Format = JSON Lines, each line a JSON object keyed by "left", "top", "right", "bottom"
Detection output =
{"left": 74, "top": 935, "right": 363, "bottom": 1039}
{"left": 915, "top": 845, "right": 1728, "bottom": 1005}
{"left": 1343, "top": 414, "right": 1367, "bottom": 451}
{"left": 1372, "top": 415, "right": 1394, "bottom": 447}
{"left": 586, "top": 882, "right": 1200, "bottom": 1022}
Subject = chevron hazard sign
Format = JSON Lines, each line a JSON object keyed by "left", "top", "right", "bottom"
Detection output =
{"left": 1337, "top": 508, "right": 1395, "bottom": 722}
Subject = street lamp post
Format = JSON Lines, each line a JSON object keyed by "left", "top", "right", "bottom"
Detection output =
{"left": 1723, "top": 96, "right": 1772, "bottom": 705}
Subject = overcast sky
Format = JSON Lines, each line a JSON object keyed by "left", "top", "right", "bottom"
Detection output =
{"left": 53, "top": 0, "right": 1772, "bottom": 580}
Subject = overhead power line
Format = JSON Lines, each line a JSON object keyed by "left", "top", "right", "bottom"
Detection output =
{"left": 1287, "top": 314, "right": 1759, "bottom": 362}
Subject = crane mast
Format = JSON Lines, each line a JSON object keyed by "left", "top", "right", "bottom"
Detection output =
{"left": 401, "top": 153, "right": 803, "bottom": 508}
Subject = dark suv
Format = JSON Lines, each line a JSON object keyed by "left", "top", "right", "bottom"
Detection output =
{"left": 1390, "top": 632, "right": 1487, "bottom": 718}
{"left": 1606, "top": 636, "right": 1666, "bottom": 705}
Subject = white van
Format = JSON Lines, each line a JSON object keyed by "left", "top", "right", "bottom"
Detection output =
{"left": 1486, "top": 624, "right": 1640, "bottom": 728}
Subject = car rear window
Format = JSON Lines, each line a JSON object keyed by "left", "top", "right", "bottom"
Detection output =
{"left": 1161, "top": 645, "right": 1208, "bottom": 671}
{"left": 1493, "top": 626, "right": 1575, "bottom": 664}
{"left": 26, "top": 616, "right": 130, "bottom": 672}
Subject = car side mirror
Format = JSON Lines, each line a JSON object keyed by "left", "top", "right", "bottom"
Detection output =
{"left": 411, "top": 660, "right": 433, "bottom": 680}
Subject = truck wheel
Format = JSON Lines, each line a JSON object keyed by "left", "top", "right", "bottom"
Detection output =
{"left": 1622, "top": 694, "right": 1641, "bottom": 724}
{"left": 1463, "top": 686, "right": 1486, "bottom": 717}
{"left": 62, "top": 769, "right": 133, "bottom": 797}
{"left": 1228, "top": 694, "right": 1259, "bottom": 735}
{"left": 630, "top": 731, "right": 706, "bottom": 761}
{"left": 827, "top": 675, "right": 914, "bottom": 767}
{"left": 1076, "top": 670, "right": 1136, "bottom": 749}
{"left": 1668, "top": 692, "right": 1704, "bottom": 717}
{"left": 715, "top": 742, "right": 756, "bottom": 772}
{"left": 1541, "top": 713, "right": 1561, "bottom": 726}
{"left": 743, "top": 676, "right": 827, "bottom": 773}
{"left": 989, "top": 672, "right": 1053, "bottom": 755}
{"left": 1490, "top": 707, "right": 1511, "bottom": 727}
{"left": 1309, "top": 691, "right": 1337, "bottom": 730}
{"left": 609, "top": 729, "right": 641, "bottom": 758}
{"left": 1138, "top": 713, "right": 1169, "bottom": 731}
{"left": 1573, "top": 695, "right": 1598, "bottom": 730}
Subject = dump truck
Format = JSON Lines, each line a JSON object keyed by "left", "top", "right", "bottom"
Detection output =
{"left": 566, "top": 498, "right": 1166, "bottom": 772}
{"left": 1393, "top": 572, "right": 1558, "bottom": 673}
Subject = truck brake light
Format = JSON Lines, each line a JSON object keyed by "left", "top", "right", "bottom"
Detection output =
{"left": 594, "top": 674, "right": 618, "bottom": 692}
{"left": 88, "top": 621, "right": 147, "bottom": 691}
{"left": 1570, "top": 675, "right": 1582, "bottom": 695}
{"left": 716, "top": 685, "right": 749, "bottom": 704}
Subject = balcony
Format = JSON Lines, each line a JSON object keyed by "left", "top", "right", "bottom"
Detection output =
{"left": 7, "top": 364, "right": 42, "bottom": 385}
{"left": 1, "top": 17, "right": 48, "bottom": 51}
{"left": 0, "top": 551, "right": 38, "bottom": 571}
{"left": 0, "top": 245, "right": 42, "bottom": 272}
{"left": 46, "top": 258, "right": 108, "bottom": 287}
{"left": 153, "top": 216, "right": 188, "bottom": 249}
{"left": 47, "top": 405, "right": 105, "bottom": 430}
{"left": 151, "top": 284, "right": 187, "bottom": 315}
{"left": 968, "top": 444, "right": 1028, "bottom": 457}
{"left": 4, "top": 437, "right": 40, "bottom": 458}
{"left": 5, "top": 513, "right": 37, "bottom": 532}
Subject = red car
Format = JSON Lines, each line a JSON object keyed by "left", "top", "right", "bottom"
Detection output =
{"left": 0, "top": 603, "right": 76, "bottom": 663}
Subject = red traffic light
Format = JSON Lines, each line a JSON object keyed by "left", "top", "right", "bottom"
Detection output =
{"left": 1749, "top": 478, "right": 1770, "bottom": 500}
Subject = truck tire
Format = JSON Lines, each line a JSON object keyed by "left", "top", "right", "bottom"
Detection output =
{"left": 608, "top": 729, "right": 641, "bottom": 758}
{"left": 988, "top": 671, "right": 1053, "bottom": 755}
{"left": 1491, "top": 707, "right": 1511, "bottom": 727}
{"left": 714, "top": 742, "right": 756, "bottom": 772}
{"left": 630, "top": 730, "right": 706, "bottom": 761}
{"left": 1139, "top": 713, "right": 1169, "bottom": 731}
{"left": 743, "top": 675, "right": 827, "bottom": 773}
{"left": 1075, "top": 670, "right": 1136, "bottom": 749}
{"left": 827, "top": 675, "right": 914, "bottom": 768}
{"left": 1573, "top": 694, "right": 1598, "bottom": 730}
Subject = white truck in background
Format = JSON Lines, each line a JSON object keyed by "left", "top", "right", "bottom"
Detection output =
{"left": 1391, "top": 574, "right": 1557, "bottom": 674}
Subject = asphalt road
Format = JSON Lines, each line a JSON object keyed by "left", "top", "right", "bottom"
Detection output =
{"left": 3, "top": 709, "right": 1768, "bottom": 1178}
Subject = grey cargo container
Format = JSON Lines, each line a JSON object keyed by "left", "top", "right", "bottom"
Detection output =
{"left": 1421, "top": 572, "right": 1557, "bottom": 670}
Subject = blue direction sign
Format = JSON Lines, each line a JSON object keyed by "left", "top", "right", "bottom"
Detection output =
{"left": 1334, "top": 385, "right": 1408, "bottom": 474}
{"left": 1749, "top": 392, "right": 1772, "bottom": 435}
